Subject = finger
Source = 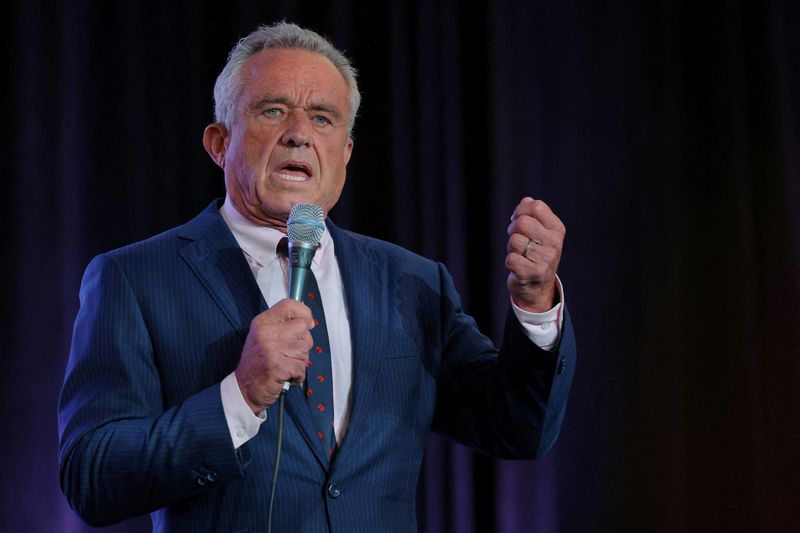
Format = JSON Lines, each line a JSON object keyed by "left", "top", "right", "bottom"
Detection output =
{"left": 508, "top": 215, "right": 563, "bottom": 250}
{"left": 507, "top": 232, "right": 535, "bottom": 258}
{"left": 510, "top": 196, "right": 547, "bottom": 222}
{"left": 507, "top": 242, "right": 560, "bottom": 273}
{"left": 514, "top": 246, "right": 538, "bottom": 267}
{"left": 251, "top": 317, "right": 313, "bottom": 345}
{"left": 508, "top": 209, "right": 539, "bottom": 236}
{"left": 279, "top": 359, "right": 309, "bottom": 385}
{"left": 505, "top": 253, "right": 549, "bottom": 282}
{"left": 255, "top": 299, "right": 314, "bottom": 328}
{"left": 507, "top": 214, "right": 548, "bottom": 243}
{"left": 510, "top": 239, "right": 560, "bottom": 270}
{"left": 253, "top": 344, "right": 308, "bottom": 386}
{"left": 281, "top": 337, "right": 314, "bottom": 360}
{"left": 511, "top": 197, "right": 564, "bottom": 232}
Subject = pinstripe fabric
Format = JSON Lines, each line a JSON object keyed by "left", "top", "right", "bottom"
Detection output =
{"left": 58, "top": 199, "right": 576, "bottom": 532}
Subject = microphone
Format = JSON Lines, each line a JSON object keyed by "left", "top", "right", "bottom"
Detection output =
{"left": 282, "top": 203, "right": 325, "bottom": 392}
{"left": 287, "top": 203, "right": 325, "bottom": 301}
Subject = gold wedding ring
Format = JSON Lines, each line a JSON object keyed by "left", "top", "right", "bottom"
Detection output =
{"left": 522, "top": 238, "right": 533, "bottom": 259}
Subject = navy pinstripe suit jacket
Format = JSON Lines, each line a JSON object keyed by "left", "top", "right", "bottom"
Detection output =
{"left": 58, "top": 200, "right": 576, "bottom": 532}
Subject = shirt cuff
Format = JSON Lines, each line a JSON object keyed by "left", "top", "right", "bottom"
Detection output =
{"left": 220, "top": 371, "right": 266, "bottom": 449}
{"left": 510, "top": 276, "right": 565, "bottom": 352}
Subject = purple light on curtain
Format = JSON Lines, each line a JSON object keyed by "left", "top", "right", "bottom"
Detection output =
{"left": 496, "top": 457, "right": 559, "bottom": 533}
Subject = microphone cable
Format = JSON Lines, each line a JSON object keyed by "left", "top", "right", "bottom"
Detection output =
{"left": 268, "top": 385, "right": 289, "bottom": 533}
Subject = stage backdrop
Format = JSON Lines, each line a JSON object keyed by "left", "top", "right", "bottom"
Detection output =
{"left": 2, "top": 1, "right": 798, "bottom": 532}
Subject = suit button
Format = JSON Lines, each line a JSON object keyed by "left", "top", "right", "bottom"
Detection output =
{"left": 192, "top": 467, "right": 215, "bottom": 487}
{"left": 327, "top": 482, "right": 342, "bottom": 498}
{"left": 557, "top": 358, "right": 566, "bottom": 375}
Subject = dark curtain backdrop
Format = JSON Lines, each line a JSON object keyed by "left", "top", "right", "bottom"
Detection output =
{"left": 2, "top": 1, "right": 798, "bottom": 532}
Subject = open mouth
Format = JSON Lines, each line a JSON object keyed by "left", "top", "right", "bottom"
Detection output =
{"left": 275, "top": 161, "right": 312, "bottom": 181}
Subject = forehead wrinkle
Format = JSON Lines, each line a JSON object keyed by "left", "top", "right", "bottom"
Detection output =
{"left": 238, "top": 49, "right": 351, "bottom": 124}
{"left": 251, "top": 95, "right": 292, "bottom": 109}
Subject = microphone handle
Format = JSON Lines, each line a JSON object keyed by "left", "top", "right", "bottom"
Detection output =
{"left": 284, "top": 241, "right": 317, "bottom": 391}
{"left": 288, "top": 242, "right": 317, "bottom": 301}
{"left": 288, "top": 266, "right": 311, "bottom": 302}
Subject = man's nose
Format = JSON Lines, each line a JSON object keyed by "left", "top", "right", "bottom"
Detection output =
{"left": 281, "top": 110, "right": 313, "bottom": 148}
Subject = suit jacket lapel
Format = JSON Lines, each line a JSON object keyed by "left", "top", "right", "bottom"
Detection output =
{"left": 327, "top": 222, "right": 391, "bottom": 462}
{"left": 176, "top": 201, "right": 266, "bottom": 339}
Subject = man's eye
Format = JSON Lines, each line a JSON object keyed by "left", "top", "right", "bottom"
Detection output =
{"left": 312, "top": 115, "right": 331, "bottom": 126}
{"left": 264, "top": 108, "right": 283, "bottom": 117}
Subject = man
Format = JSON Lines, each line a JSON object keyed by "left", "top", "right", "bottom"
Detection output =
{"left": 58, "top": 22, "right": 576, "bottom": 532}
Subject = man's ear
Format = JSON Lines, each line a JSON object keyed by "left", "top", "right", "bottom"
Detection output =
{"left": 344, "top": 137, "right": 354, "bottom": 166}
{"left": 203, "top": 123, "right": 229, "bottom": 169}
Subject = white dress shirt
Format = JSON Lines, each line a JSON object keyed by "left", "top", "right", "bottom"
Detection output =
{"left": 218, "top": 197, "right": 564, "bottom": 449}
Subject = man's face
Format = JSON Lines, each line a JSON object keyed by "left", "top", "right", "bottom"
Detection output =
{"left": 213, "top": 48, "right": 354, "bottom": 228}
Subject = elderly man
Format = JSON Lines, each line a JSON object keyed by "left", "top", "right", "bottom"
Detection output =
{"left": 58, "top": 22, "right": 575, "bottom": 532}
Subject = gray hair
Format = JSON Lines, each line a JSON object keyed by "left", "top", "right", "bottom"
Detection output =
{"left": 213, "top": 22, "right": 361, "bottom": 135}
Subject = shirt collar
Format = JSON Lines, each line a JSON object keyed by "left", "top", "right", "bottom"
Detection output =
{"left": 219, "top": 195, "right": 331, "bottom": 268}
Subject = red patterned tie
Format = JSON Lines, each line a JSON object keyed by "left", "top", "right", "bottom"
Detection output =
{"left": 278, "top": 238, "right": 336, "bottom": 458}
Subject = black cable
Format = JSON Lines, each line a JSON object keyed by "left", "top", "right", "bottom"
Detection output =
{"left": 267, "top": 389, "right": 287, "bottom": 533}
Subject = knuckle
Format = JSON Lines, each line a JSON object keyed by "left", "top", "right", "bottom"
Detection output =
{"left": 268, "top": 301, "right": 286, "bottom": 314}
{"left": 252, "top": 329, "right": 267, "bottom": 345}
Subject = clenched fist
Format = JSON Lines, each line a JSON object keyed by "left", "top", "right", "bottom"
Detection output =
{"left": 235, "top": 298, "right": 315, "bottom": 414}
{"left": 506, "top": 197, "right": 565, "bottom": 313}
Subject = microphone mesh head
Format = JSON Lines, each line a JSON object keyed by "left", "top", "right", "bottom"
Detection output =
{"left": 287, "top": 203, "right": 325, "bottom": 246}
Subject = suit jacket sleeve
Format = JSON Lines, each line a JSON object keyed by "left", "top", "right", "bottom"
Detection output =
{"left": 58, "top": 253, "right": 247, "bottom": 527}
{"left": 430, "top": 262, "right": 576, "bottom": 459}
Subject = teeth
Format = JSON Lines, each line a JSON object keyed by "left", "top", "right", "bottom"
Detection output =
{"left": 277, "top": 173, "right": 307, "bottom": 182}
